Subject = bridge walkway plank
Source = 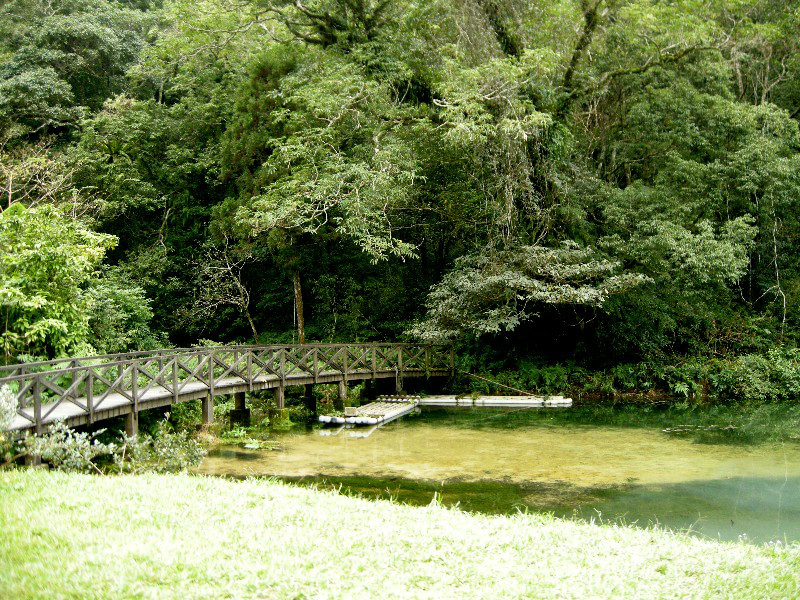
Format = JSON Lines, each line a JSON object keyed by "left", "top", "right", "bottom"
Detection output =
{"left": 7, "top": 368, "right": 446, "bottom": 433}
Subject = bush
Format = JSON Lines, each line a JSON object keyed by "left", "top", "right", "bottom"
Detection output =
{"left": 0, "top": 384, "right": 15, "bottom": 432}
{"left": 115, "top": 419, "right": 206, "bottom": 474}
{"left": 11, "top": 418, "right": 206, "bottom": 474}
{"left": 22, "top": 422, "right": 114, "bottom": 473}
{"left": 465, "top": 346, "right": 800, "bottom": 404}
{"left": 712, "top": 348, "right": 800, "bottom": 403}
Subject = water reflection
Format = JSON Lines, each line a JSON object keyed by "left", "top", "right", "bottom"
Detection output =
{"left": 198, "top": 416, "right": 800, "bottom": 543}
{"left": 568, "top": 476, "right": 800, "bottom": 543}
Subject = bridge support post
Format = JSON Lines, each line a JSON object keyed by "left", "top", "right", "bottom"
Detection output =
{"left": 125, "top": 411, "right": 138, "bottom": 437}
{"left": 336, "top": 380, "right": 346, "bottom": 411}
{"left": 202, "top": 394, "right": 214, "bottom": 426}
{"left": 303, "top": 384, "right": 316, "bottom": 417}
{"left": 269, "top": 386, "right": 289, "bottom": 428}
{"left": 230, "top": 392, "right": 250, "bottom": 426}
{"left": 24, "top": 453, "right": 41, "bottom": 466}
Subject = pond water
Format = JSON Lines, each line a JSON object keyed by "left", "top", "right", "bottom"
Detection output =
{"left": 197, "top": 410, "right": 800, "bottom": 544}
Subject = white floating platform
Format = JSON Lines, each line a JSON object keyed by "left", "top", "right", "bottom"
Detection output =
{"left": 418, "top": 395, "right": 572, "bottom": 408}
{"left": 319, "top": 394, "right": 571, "bottom": 428}
{"left": 319, "top": 399, "right": 418, "bottom": 427}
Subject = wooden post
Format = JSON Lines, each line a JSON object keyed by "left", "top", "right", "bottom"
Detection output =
{"left": 396, "top": 346, "right": 404, "bottom": 394}
{"left": 279, "top": 350, "right": 286, "bottom": 388}
{"left": 268, "top": 385, "right": 289, "bottom": 429}
{"left": 87, "top": 371, "right": 94, "bottom": 424}
{"left": 303, "top": 384, "right": 316, "bottom": 416}
{"left": 70, "top": 361, "right": 77, "bottom": 401}
{"left": 336, "top": 379, "right": 346, "bottom": 411}
{"left": 202, "top": 393, "right": 213, "bottom": 425}
{"left": 125, "top": 410, "right": 138, "bottom": 437}
{"left": 247, "top": 351, "right": 253, "bottom": 392}
{"left": 208, "top": 352, "right": 215, "bottom": 398}
{"left": 131, "top": 360, "right": 138, "bottom": 416}
{"left": 425, "top": 346, "right": 430, "bottom": 376}
{"left": 33, "top": 376, "right": 42, "bottom": 435}
{"left": 172, "top": 358, "right": 179, "bottom": 403}
{"left": 313, "top": 348, "right": 319, "bottom": 384}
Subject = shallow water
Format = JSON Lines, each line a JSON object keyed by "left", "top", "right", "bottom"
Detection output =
{"left": 198, "top": 412, "right": 800, "bottom": 543}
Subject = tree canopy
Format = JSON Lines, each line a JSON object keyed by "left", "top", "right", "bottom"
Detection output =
{"left": 1, "top": 0, "right": 799, "bottom": 367}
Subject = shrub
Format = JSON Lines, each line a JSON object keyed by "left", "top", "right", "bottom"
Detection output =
{"left": 114, "top": 419, "right": 206, "bottom": 474}
{"left": 0, "top": 385, "right": 15, "bottom": 432}
{"left": 22, "top": 422, "right": 114, "bottom": 473}
{"left": 712, "top": 348, "right": 800, "bottom": 403}
{"left": 10, "top": 418, "right": 206, "bottom": 474}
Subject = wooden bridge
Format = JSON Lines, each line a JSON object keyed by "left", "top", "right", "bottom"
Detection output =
{"left": 0, "top": 343, "right": 453, "bottom": 436}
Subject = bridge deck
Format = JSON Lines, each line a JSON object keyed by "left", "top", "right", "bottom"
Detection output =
{"left": 7, "top": 367, "right": 449, "bottom": 433}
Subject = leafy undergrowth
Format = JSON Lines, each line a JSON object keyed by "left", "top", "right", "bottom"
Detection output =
{"left": 1, "top": 471, "right": 798, "bottom": 599}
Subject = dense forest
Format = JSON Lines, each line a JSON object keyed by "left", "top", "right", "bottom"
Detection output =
{"left": 2, "top": 0, "right": 799, "bottom": 399}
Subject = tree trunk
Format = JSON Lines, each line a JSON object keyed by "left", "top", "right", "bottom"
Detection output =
{"left": 244, "top": 309, "right": 259, "bottom": 342}
{"left": 557, "top": 0, "right": 604, "bottom": 116}
{"left": 293, "top": 270, "right": 305, "bottom": 344}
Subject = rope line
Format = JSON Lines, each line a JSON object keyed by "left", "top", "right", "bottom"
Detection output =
{"left": 457, "top": 369, "right": 535, "bottom": 397}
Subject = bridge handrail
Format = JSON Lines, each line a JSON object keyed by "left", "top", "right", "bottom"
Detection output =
{"left": 2, "top": 343, "right": 455, "bottom": 434}
{"left": 0, "top": 343, "right": 450, "bottom": 379}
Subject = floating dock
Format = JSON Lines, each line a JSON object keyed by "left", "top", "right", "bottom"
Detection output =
{"left": 318, "top": 394, "right": 572, "bottom": 428}
{"left": 318, "top": 397, "right": 418, "bottom": 426}
{"left": 418, "top": 395, "right": 572, "bottom": 408}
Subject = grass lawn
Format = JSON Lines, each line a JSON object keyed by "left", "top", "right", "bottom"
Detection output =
{"left": 1, "top": 470, "right": 798, "bottom": 599}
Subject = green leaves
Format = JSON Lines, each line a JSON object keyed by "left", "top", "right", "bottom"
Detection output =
{"left": 226, "top": 49, "right": 420, "bottom": 262}
{"left": 0, "top": 203, "right": 115, "bottom": 359}
{"left": 0, "top": 67, "right": 82, "bottom": 132}
{"left": 411, "top": 243, "right": 649, "bottom": 341}
{"left": 0, "top": 0, "right": 154, "bottom": 135}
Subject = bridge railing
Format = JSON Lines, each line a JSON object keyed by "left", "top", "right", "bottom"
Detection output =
{"left": 0, "top": 344, "right": 454, "bottom": 433}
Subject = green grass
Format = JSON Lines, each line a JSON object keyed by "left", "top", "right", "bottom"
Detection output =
{"left": 1, "top": 471, "right": 799, "bottom": 598}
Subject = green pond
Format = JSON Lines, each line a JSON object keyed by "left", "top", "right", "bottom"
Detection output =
{"left": 198, "top": 409, "right": 800, "bottom": 544}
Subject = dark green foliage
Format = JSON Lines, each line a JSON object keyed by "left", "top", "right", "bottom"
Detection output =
{"left": 87, "top": 268, "right": 165, "bottom": 353}
{"left": 1, "top": 0, "right": 800, "bottom": 405}
{"left": 464, "top": 347, "right": 800, "bottom": 407}
{"left": 0, "top": 0, "right": 153, "bottom": 134}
